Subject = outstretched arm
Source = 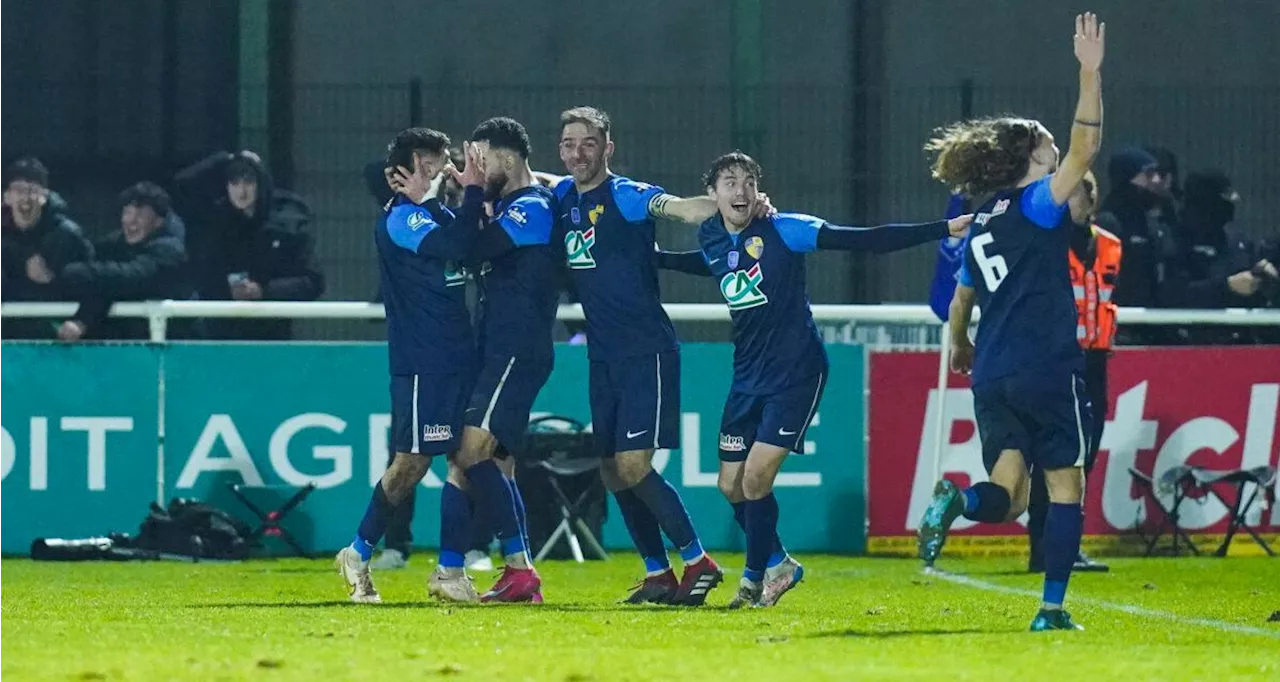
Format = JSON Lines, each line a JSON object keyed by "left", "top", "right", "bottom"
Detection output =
{"left": 773, "top": 213, "right": 972, "bottom": 254}
{"left": 655, "top": 249, "right": 713, "bottom": 277}
{"left": 1049, "top": 13, "right": 1105, "bottom": 205}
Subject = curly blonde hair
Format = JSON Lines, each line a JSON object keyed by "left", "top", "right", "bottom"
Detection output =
{"left": 924, "top": 117, "right": 1045, "bottom": 197}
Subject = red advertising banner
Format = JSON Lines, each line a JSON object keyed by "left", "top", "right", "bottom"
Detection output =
{"left": 867, "top": 347, "right": 1280, "bottom": 556}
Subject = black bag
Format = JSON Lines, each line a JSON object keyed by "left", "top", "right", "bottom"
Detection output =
{"left": 135, "top": 498, "right": 252, "bottom": 560}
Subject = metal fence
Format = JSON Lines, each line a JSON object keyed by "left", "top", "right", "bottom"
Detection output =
{"left": 7, "top": 82, "right": 1278, "bottom": 341}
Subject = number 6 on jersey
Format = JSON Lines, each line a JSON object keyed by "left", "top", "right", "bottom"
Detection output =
{"left": 970, "top": 232, "right": 1008, "bottom": 291}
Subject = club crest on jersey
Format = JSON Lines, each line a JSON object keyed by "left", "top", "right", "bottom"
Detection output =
{"left": 565, "top": 226, "right": 597, "bottom": 269}
{"left": 745, "top": 236, "right": 764, "bottom": 260}
{"left": 587, "top": 204, "right": 605, "bottom": 226}
{"left": 423, "top": 424, "right": 453, "bottom": 442}
{"left": 719, "top": 262, "right": 768, "bottom": 310}
{"left": 727, "top": 251, "right": 739, "bottom": 269}
{"left": 570, "top": 207, "right": 581, "bottom": 225}
{"left": 719, "top": 434, "right": 747, "bottom": 452}
{"left": 444, "top": 263, "right": 467, "bottom": 287}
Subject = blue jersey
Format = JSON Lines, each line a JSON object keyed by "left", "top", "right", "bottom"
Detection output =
{"left": 473, "top": 185, "right": 559, "bottom": 363}
{"left": 554, "top": 175, "right": 678, "bottom": 361}
{"left": 376, "top": 197, "right": 475, "bottom": 375}
{"left": 698, "top": 213, "right": 828, "bottom": 395}
{"left": 957, "top": 175, "right": 1083, "bottom": 386}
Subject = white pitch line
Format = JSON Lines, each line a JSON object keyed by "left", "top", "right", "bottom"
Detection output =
{"left": 925, "top": 567, "right": 1280, "bottom": 640}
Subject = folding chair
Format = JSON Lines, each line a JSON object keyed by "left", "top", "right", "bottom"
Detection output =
{"left": 226, "top": 482, "right": 316, "bottom": 558}
{"left": 523, "top": 416, "right": 608, "bottom": 564}
{"left": 1129, "top": 466, "right": 1201, "bottom": 557}
{"left": 1190, "top": 466, "right": 1277, "bottom": 557}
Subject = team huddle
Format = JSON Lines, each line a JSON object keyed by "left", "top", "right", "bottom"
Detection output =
{"left": 336, "top": 13, "right": 1106, "bottom": 630}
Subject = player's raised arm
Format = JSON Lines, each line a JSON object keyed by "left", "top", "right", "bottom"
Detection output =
{"left": 1049, "top": 12, "right": 1105, "bottom": 205}
{"left": 387, "top": 162, "right": 483, "bottom": 262}
{"left": 770, "top": 213, "right": 973, "bottom": 254}
{"left": 649, "top": 192, "right": 775, "bottom": 225}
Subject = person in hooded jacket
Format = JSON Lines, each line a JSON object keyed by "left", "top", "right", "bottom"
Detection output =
{"left": 1, "top": 157, "right": 93, "bottom": 338}
{"left": 173, "top": 150, "right": 324, "bottom": 340}
{"left": 56, "top": 182, "right": 189, "bottom": 341}
{"left": 1097, "top": 147, "right": 1176, "bottom": 344}
{"left": 1167, "top": 169, "right": 1278, "bottom": 344}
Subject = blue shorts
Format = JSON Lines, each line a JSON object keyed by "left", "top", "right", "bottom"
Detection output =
{"left": 589, "top": 351, "right": 681, "bottom": 457}
{"left": 718, "top": 371, "right": 827, "bottom": 462}
{"left": 464, "top": 355, "right": 553, "bottom": 457}
{"left": 972, "top": 371, "right": 1092, "bottom": 473}
{"left": 390, "top": 372, "right": 470, "bottom": 456}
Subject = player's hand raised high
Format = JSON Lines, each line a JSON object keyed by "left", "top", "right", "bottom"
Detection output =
{"left": 1073, "top": 12, "right": 1105, "bottom": 72}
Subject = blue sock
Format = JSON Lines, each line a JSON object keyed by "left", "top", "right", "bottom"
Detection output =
{"left": 464, "top": 459, "right": 525, "bottom": 560}
{"left": 962, "top": 488, "right": 979, "bottom": 514}
{"left": 631, "top": 470, "right": 700, "bottom": 558}
{"left": 614, "top": 488, "right": 670, "bottom": 573}
{"left": 731, "top": 501, "right": 788, "bottom": 567}
{"left": 744, "top": 493, "right": 779, "bottom": 580}
{"left": 1043, "top": 502, "right": 1083, "bottom": 606}
{"left": 438, "top": 483, "right": 469, "bottom": 569}
{"left": 506, "top": 476, "right": 531, "bottom": 557}
{"left": 352, "top": 482, "right": 392, "bottom": 561}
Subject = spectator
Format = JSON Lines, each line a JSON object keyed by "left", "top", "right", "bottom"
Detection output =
{"left": 1, "top": 157, "right": 92, "bottom": 338}
{"left": 1144, "top": 146, "right": 1181, "bottom": 229}
{"left": 1168, "top": 169, "right": 1278, "bottom": 344}
{"left": 1097, "top": 147, "right": 1176, "bottom": 344}
{"left": 56, "top": 183, "right": 189, "bottom": 341}
{"left": 173, "top": 150, "right": 324, "bottom": 340}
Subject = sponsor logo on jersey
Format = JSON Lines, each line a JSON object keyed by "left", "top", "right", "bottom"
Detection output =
{"left": 565, "top": 227, "right": 597, "bottom": 269}
{"left": 506, "top": 205, "right": 528, "bottom": 226}
{"left": 745, "top": 236, "right": 765, "bottom": 260}
{"left": 423, "top": 424, "right": 453, "bottom": 442}
{"left": 719, "top": 262, "right": 768, "bottom": 311}
{"left": 719, "top": 434, "right": 747, "bottom": 452}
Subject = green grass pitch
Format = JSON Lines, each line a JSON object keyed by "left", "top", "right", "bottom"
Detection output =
{"left": 3, "top": 555, "right": 1277, "bottom": 680}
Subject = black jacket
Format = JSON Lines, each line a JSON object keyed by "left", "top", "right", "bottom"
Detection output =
{"left": 1, "top": 193, "right": 93, "bottom": 338}
{"left": 61, "top": 214, "right": 190, "bottom": 340}
{"left": 173, "top": 152, "right": 325, "bottom": 340}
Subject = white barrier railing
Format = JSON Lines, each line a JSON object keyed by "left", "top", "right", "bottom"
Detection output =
{"left": 4, "top": 300, "right": 1279, "bottom": 343}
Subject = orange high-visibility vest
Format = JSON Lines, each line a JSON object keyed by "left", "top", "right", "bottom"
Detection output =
{"left": 1068, "top": 225, "right": 1122, "bottom": 350}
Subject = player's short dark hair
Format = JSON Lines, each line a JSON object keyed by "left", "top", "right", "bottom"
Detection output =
{"left": 120, "top": 182, "right": 171, "bottom": 217}
{"left": 560, "top": 106, "right": 611, "bottom": 139}
{"left": 4, "top": 157, "right": 50, "bottom": 189}
{"left": 446, "top": 146, "right": 464, "bottom": 170}
{"left": 386, "top": 127, "right": 451, "bottom": 171}
{"left": 471, "top": 117, "right": 531, "bottom": 159}
{"left": 703, "top": 151, "right": 762, "bottom": 189}
{"left": 924, "top": 116, "right": 1046, "bottom": 197}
